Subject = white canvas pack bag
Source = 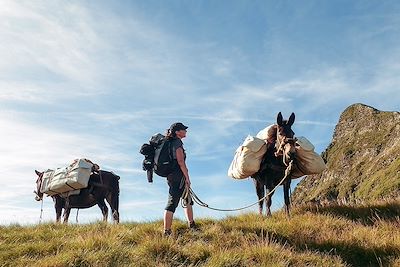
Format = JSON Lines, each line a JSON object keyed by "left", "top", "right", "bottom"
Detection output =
{"left": 228, "top": 136, "right": 267, "bottom": 179}
{"left": 256, "top": 124, "right": 275, "bottom": 142}
{"left": 291, "top": 136, "right": 326, "bottom": 178}
{"left": 40, "top": 169, "right": 55, "bottom": 195}
{"left": 40, "top": 159, "right": 93, "bottom": 196}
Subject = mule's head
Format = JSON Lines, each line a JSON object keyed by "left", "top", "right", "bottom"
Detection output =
{"left": 34, "top": 170, "right": 44, "bottom": 201}
{"left": 275, "top": 112, "right": 296, "bottom": 165}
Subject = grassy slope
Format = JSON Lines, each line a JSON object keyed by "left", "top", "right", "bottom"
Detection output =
{"left": 1, "top": 201, "right": 400, "bottom": 267}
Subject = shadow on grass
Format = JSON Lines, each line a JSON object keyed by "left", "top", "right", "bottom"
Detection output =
{"left": 294, "top": 238, "right": 399, "bottom": 267}
{"left": 298, "top": 201, "right": 400, "bottom": 226}
{"left": 240, "top": 225, "right": 399, "bottom": 267}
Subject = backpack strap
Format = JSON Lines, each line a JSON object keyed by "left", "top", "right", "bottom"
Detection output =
{"left": 167, "top": 138, "right": 179, "bottom": 170}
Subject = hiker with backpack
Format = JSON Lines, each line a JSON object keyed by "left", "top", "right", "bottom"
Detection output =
{"left": 163, "top": 122, "right": 196, "bottom": 236}
{"left": 139, "top": 122, "right": 196, "bottom": 236}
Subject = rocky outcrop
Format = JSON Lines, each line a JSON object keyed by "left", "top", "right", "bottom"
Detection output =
{"left": 292, "top": 103, "right": 400, "bottom": 204}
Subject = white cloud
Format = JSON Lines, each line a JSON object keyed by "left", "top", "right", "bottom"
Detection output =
{"left": 0, "top": 1, "right": 102, "bottom": 86}
{"left": 0, "top": 113, "right": 133, "bottom": 221}
{"left": 0, "top": 1, "right": 192, "bottom": 104}
{"left": 0, "top": 83, "right": 50, "bottom": 103}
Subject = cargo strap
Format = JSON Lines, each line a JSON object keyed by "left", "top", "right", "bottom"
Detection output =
{"left": 182, "top": 160, "right": 293, "bottom": 212}
{"left": 65, "top": 182, "right": 78, "bottom": 191}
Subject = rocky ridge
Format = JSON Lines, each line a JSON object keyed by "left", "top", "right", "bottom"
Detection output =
{"left": 292, "top": 103, "right": 400, "bottom": 204}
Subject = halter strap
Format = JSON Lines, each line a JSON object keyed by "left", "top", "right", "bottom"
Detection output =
{"left": 275, "top": 135, "right": 297, "bottom": 157}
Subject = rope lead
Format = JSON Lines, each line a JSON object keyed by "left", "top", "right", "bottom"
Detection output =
{"left": 39, "top": 199, "right": 44, "bottom": 224}
{"left": 182, "top": 160, "right": 293, "bottom": 212}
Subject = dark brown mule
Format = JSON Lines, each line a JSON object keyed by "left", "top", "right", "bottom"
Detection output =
{"left": 252, "top": 112, "right": 296, "bottom": 217}
{"left": 34, "top": 170, "right": 120, "bottom": 223}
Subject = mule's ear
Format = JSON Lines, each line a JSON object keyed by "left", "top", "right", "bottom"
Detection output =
{"left": 288, "top": 112, "right": 295, "bottom": 126}
{"left": 277, "top": 112, "right": 283, "bottom": 126}
{"left": 35, "top": 170, "right": 41, "bottom": 176}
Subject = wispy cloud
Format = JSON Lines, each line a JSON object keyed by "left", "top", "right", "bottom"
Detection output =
{"left": 0, "top": 113, "right": 129, "bottom": 185}
{"left": 0, "top": 1, "right": 103, "bottom": 87}
{"left": 0, "top": 1, "right": 192, "bottom": 104}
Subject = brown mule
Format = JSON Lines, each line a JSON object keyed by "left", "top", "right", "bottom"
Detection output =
{"left": 34, "top": 170, "right": 120, "bottom": 223}
{"left": 252, "top": 112, "right": 297, "bottom": 217}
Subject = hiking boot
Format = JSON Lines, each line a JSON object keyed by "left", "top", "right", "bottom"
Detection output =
{"left": 189, "top": 221, "right": 199, "bottom": 230}
{"left": 163, "top": 229, "right": 172, "bottom": 237}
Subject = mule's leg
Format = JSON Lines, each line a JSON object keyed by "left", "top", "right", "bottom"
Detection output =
{"left": 54, "top": 197, "right": 62, "bottom": 223}
{"left": 106, "top": 193, "right": 119, "bottom": 223}
{"left": 112, "top": 209, "right": 119, "bottom": 223}
{"left": 97, "top": 199, "right": 109, "bottom": 222}
{"left": 283, "top": 178, "right": 291, "bottom": 218}
{"left": 63, "top": 207, "right": 71, "bottom": 223}
{"left": 61, "top": 197, "right": 72, "bottom": 223}
{"left": 56, "top": 208, "right": 62, "bottom": 223}
{"left": 265, "top": 187, "right": 273, "bottom": 217}
{"left": 254, "top": 179, "right": 265, "bottom": 215}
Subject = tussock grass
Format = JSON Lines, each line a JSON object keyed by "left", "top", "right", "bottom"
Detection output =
{"left": 1, "top": 200, "right": 399, "bottom": 267}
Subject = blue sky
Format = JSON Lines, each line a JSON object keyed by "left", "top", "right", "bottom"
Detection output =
{"left": 0, "top": 1, "right": 399, "bottom": 224}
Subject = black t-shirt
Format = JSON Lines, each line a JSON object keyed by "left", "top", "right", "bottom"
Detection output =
{"left": 168, "top": 138, "right": 186, "bottom": 182}
{"left": 170, "top": 138, "right": 186, "bottom": 160}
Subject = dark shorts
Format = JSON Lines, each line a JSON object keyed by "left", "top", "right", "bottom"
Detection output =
{"left": 165, "top": 169, "right": 193, "bottom": 213}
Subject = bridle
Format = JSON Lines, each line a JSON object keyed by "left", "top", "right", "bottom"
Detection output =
{"left": 34, "top": 174, "right": 44, "bottom": 201}
{"left": 275, "top": 131, "right": 297, "bottom": 166}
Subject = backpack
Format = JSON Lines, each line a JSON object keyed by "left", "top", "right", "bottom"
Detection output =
{"left": 139, "top": 133, "right": 176, "bottom": 178}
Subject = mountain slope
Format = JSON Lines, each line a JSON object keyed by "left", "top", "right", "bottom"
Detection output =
{"left": 292, "top": 103, "right": 400, "bottom": 204}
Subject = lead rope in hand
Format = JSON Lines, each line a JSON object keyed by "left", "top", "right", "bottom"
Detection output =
{"left": 181, "top": 160, "right": 293, "bottom": 212}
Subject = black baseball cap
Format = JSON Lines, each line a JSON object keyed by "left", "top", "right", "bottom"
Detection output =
{"left": 170, "top": 122, "right": 188, "bottom": 132}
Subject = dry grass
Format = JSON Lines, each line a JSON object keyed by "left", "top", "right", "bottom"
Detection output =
{"left": 1, "top": 200, "right": 399, "bottom": 267}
